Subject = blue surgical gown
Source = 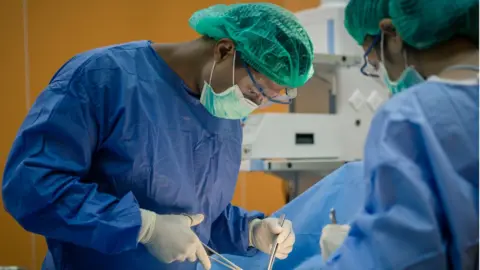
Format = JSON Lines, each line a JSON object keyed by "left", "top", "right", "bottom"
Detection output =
{"left": 2, "top": 41, "right": 263, "bottom": 270}
{"left": 201, "top": 161, "right": 366, "bottom": 270}
{"left": 324, "top": 79, "right": 479, "bottom": 269}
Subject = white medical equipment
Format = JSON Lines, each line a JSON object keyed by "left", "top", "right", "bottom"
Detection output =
{"left": 240, "top": 1, "right": 389, "bottom": 199}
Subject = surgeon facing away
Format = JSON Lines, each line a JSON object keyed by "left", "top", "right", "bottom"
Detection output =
{"left": 319, "top": 0, "right": 479, "bottom": 269}
{"left": 2, "top": 3, "right": 314, "bottom": 270}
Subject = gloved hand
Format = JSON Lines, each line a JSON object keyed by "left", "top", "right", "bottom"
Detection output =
{"left": 249, "top": 217, "right": 295, "bottom": 259}
{"left": 138, "top": 209, "right": 211, "bottom": 270}
{"left": 319, "top": 224, "right": 350, "bottom": 261}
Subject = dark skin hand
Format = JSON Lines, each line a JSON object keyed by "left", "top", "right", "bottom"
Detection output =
{"left": 362, "top": 18, "right": 479, "bottom": 81}
{"left": 151, "top": 37, "right": 287, "bottom": 106}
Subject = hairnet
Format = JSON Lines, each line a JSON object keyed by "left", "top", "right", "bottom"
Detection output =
{"left": 189, "top": 3, "right": 315, "bottom": 88}
{"left": 344, "top": 0, "right": 479, "bottom": 49}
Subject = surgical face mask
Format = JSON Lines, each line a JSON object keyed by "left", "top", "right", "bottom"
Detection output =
{"left": 378, "top": 63, "right": 425, "bottom": 95}
{"left": 379, "top": 33, "right": 425, "bottom": 95}
{"left": 200, "top": 53, "right": 258, "bottom": 119}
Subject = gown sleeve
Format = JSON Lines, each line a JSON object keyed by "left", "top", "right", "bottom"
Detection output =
{"left": 208, "top": 203, "right": 264, "bottom": 256}
{"left": 2, "top": 69, "right": 142, "bottom": 255}
{"left": 323, "top": 103, "right": 448, "bottom": 269}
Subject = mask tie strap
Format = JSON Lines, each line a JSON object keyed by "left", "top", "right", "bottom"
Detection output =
{"left": 381, "top": 32, "right": 411, "bottom": 72}
{"left": 381, "top": 31, "right": 408, "bottom": 69}
{"left": 380, "top": 32, "right": 386, "bottom": 63}
{"left": 209, "top": 61, "right": 216, "bottom": 85}
{"left": 232, "top": 52, "right": 236, "bottom": 86}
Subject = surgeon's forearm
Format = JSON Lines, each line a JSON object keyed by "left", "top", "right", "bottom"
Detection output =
{"left": 208, "top": 204, "right": 264, "bottom": 256}
{"left": 3, "top": 166, "right": 142, "bottom": 254}
{"left": 1, "top": 74, "right": 144, "bottom": 255}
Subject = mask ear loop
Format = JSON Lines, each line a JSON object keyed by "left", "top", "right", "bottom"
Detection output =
{"left": 209, "top": 51, "right": 236, "bottom": 86}
{"left": 232, "top": 52, "right": 236, "bottom": 86}
{"left": 209, "top": 60, "right": 216, "bottom": 86}
{"left": 381, "top": 31, "right": 409, "bottom": 68}
{"left": 380, "top": 32, "right": 385, "bottom": 63}
{"left": 380, "top": 31, "right": 392, "bottom": 82}
{"left": 381, "top": 32, "right": 412, "bottom": 81}
{"left": 233, "top": 52, "right": 258, "bottom": 108}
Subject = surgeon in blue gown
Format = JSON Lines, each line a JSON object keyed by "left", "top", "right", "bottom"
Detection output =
{"left": 1, "top": 3, "right": 314, "bottom": 270}
{"left": 319, "top": 0, "right": 479, "bottom": 269}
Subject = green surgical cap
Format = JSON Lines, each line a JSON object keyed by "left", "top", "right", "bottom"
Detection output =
{"left": 189, "top": 3, "right": 315, "bottom": 88}
{"left": 344, "top": 0, "right": 479, "bottom": 49}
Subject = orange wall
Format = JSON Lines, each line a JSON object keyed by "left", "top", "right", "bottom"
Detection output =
{"left": 0, "top": 1, "right": 320, "bottom": 269}
{"left": 0, "top": 1, "right": 36, "bottom": 269}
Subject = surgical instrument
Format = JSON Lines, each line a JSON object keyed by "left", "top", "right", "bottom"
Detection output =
{"left": 330, "top": 208, "right": 337, "bottom": 224}
{"left": 266, "top": 214, "right": 286, "bottom": 270}
{"left": 202, "top": 243, "right": 242, "bottom": 270}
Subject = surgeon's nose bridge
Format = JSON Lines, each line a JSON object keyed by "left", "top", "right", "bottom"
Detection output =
{"left": 264, "top": 85, "right": 285, "bottom": 97}
{"left": 242, "top": 85, "right": 261, "bottom": 97}
{"left": 244, "top": 86, "right": 266, "bottom": 105}
{"left": 254, "top": 76, "right": 275, "bottom": 91}
{"left": 246, "top": 72, "right": 281, "bottom": 97}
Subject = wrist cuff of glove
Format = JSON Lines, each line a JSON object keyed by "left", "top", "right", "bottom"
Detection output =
{"left": 248, "top": 218, "right": 262, "bottom": 247}
{"left": 138, "top": 209, "right": 157, "bottom": 244}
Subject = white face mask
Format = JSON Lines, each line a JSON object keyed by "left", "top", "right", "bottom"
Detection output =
{"left": 200, "top": 53, "right": 258, "bottom": 120}
{"left": 379, "top": 33, "right": 425, "bottom": 95}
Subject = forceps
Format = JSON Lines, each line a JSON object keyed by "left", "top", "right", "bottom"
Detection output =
{"left": 202, "top": 243, "right": 242, "bottom": 270}
{"left": 266, "top": 214, "right": 286, "bottom": 270}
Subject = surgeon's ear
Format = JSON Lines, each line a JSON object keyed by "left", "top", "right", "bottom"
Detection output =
{"left": 379, "top": 19, "right": 396, "bottom": 36}
{"left": 214, "top": 39, "right": 236, "bottom": 63}
{"left": 379, "top": 19, "right": 404, "bottom": 54}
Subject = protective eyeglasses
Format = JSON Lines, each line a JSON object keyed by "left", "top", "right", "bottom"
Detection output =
{"left": 360, "top": 34, "right": 381, "bottom": 78}
{"left": 243, "top": 62, "right": 297, "bottom": 105}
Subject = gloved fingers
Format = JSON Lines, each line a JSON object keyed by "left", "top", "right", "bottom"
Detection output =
{"left": 174, "top": 255, "right": 187, "bottom": 262}
{"left": 275, "top": 252, "right": 289, "bottom": 260}
{"left": 164, "top": 256, "right": 176, "bottom": 264}
{"left": 321, "top": 224, "right": 351, "bottom": 248}
{"left": 186, "top": 252, "right": 197, "bottom": 263}
{"left": 185, "top": 244, "right": 198, "bottom": 263}
{"left": 320, "top": 224, "right": 351, "bottom": 262}
{"left": 322, "top": 224, "right": 336, "bottom": 234}
{"left": 280, "top": 227, "right": 295, "bottom": 247}
{"left": 265, "top": 218, "right": 284, "bottom": 235}
{"left": 275, "top": 220, "right": 294, "bottom": 244}
{"left": 322, "top": 224, "right": 351, "bottom": 234}
{"left": 189, "top": 214, "right": 205, "bottom": 227}
{"left": 277, "top": 244, "right": 293, "bottom": 254}
{"left": 196, "top": 242, "right": 211, "bottom": 270}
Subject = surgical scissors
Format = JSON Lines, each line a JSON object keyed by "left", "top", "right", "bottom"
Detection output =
{"left": 266, "top": 214, "right": 286, "bottom": 270}
{"left": 202, "top": 243, "right": 242, "bottom": 270}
